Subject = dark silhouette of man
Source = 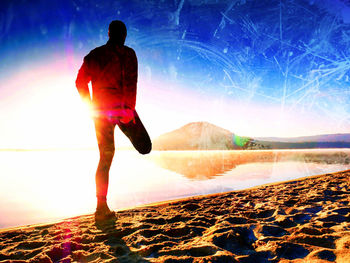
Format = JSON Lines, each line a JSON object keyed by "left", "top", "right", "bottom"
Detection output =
{"left": 76, "top": 20, "right": 152, "bottom": 220}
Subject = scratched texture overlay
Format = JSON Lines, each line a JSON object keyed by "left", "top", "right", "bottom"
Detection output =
{"left": 1, "top": 0, "right": 350, "bottom": 144}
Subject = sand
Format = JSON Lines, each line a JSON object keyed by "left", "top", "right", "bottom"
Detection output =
{"left": 0, "top": 170, "right": 349, "bottom": 263}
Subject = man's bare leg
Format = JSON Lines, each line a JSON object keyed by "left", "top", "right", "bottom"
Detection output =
{"left": 94, "top": 118, "right": 116, "bottom": 219}
{"left": 118, "top": 111, "right": 152, "bottom": 155}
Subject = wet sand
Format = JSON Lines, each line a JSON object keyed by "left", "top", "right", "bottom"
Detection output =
{"left": 0, "top": 170, "right": 349, "bottom": 262}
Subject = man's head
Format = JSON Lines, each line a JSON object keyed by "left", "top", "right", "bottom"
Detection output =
{"left": 108, "top": 20, "right": 127, "bottom": 45}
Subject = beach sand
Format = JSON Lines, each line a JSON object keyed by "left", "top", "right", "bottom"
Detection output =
{"left": 0, "top": 170, "right": 349, "bottom": 263}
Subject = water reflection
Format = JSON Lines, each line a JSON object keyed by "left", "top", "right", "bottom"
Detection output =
{"left": 1, "top": 149, "right": 349, "bottom": 229}
{"left": 150, "top": 149, "right": 350, "bottom": 179}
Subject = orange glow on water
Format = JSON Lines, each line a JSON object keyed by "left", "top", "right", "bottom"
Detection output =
{"left": 1, "top": 149, "right": 350, "bottom": 228}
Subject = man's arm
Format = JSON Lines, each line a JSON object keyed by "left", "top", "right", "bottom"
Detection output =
{"left": 122, "top": 49, "right": 138, "bottom": 110}
{"left": 75, "top": 57, "right": 92, "bottom": 106}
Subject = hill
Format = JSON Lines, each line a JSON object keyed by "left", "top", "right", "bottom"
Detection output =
{"left": 255, "top": 134, "right": 350, "bottom": 143}
{"left": 153, "top": 122, "right": 350, "bottom": 150}
{"left": 153, "top": 122, "right": 234, "bottom": 150}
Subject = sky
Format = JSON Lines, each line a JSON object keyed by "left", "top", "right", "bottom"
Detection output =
{"left": 1, "top": 0, "right": 350, "bottom": 149}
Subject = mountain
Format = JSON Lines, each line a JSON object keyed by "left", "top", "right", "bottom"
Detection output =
{"left": 153, "top": 122, "right": 350, "bottom": 150}
{"left": 152, "top": 122, "right": 265, "bottom": 150}
{"left": 153, "top": 122, "right": 234, "bottom": 150}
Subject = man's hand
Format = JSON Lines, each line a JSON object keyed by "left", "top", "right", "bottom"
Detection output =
{"left": 119, "top": 108, "right": 135, "bottom": 124}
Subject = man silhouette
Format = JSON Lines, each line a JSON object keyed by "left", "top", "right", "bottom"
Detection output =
{"left": 76, "top": 20, "right": 152, "bottom": 220}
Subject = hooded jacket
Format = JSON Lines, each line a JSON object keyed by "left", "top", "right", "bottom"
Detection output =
{"left": 76, "top": 40, "right": 137, "bottom": 111}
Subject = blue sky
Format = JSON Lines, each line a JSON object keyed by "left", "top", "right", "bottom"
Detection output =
{"left": 1, "top": 0, "right": 350, "bottom": 148}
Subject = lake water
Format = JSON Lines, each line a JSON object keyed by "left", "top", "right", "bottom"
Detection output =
{"left": 0, "top": 149, "right": 349, "bottom": 228}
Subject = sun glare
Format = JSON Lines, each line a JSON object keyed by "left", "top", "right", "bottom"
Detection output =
{"left": 1, "top": 60, "right": 96, "bottom": 149}
{"left": 1, "top": 58, "right": 348, "bottom": 151}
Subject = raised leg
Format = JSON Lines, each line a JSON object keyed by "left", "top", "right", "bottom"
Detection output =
{"left": 118, "top": 110, "right": 152, "bottom": 154}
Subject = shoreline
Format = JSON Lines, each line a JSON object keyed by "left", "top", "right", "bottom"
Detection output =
{"left": 0, "top": 170, "right": 349, "bottom": 262}
{"left": 1, "top": 168, "right": 346, "bottom": 232}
